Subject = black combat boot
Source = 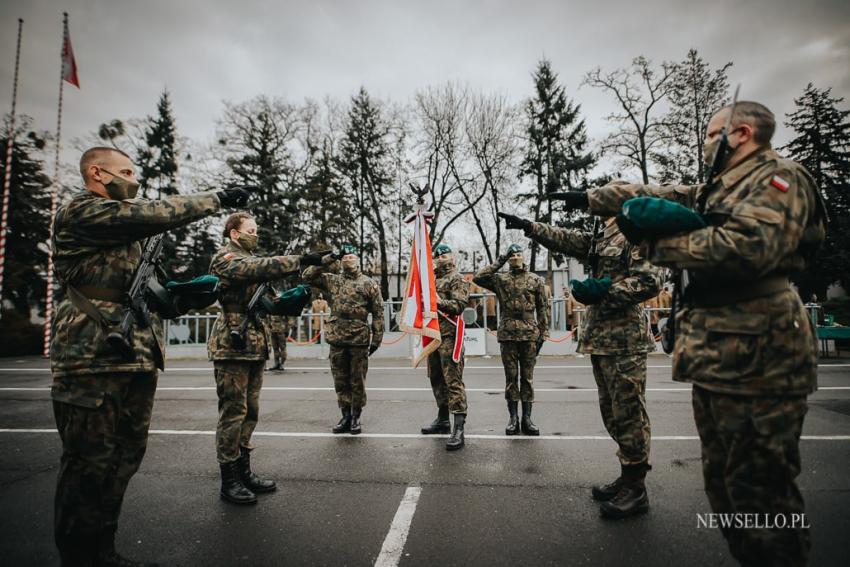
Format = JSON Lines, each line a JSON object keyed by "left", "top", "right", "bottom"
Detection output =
{"left": 421, "top": 405, "right": 451, "bottom": 434}
{"left": 600, "top": 463, "right": 650, "bottom": 519}
{"left": 592, "top": 464, "right": 625, "bottom": 501}
{"left": 58, "top": 534, "right": 97, "bottom": 567}
{"left": 350, "top": 406, "right": 362, "bottom": 435}
{"left": 95, "top": 527, "right": 160, "bottom": 567}
{"left": 520, "top": 401, "right": 540, "bottom": 436}
{"left": 505, "top": 401, "right": 519, "bottom": 435}
{"left": 238, "top": 446, "right": 277, "bottom": 493}
{"left": 332, "top": 406, "right": 352, "bottom": 434}
{"left": 219, "top": 461, "right": 257, "bottom": 505}
{"left": 446, "top": 413, "right": 466, "bottom": 451}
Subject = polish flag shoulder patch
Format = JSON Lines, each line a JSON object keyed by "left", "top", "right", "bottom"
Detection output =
{"left": 770, "top": 175, "right": 790, "bottom": 192}
{"left": 223, "top": 252, "right": 235, "bottom": 260}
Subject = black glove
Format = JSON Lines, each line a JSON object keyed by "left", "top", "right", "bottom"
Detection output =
{"left": 536, "top": 338, "right": 545, "bottom": 355}
{"left": 369, "top": 341, "right": 381, "bottom": 356}
{"left": 615, "top": 213, "right": 647, "bottom": 245}
{"left": 547, "top": 191, "right": 589, "bottom": 210}
{"left": 217, "top": 187, "right": 250, "bottom": 207}
{"left": 497, "top": 212, "right": 532, "bottom": 231}
{"left": 299, "top": 251, "right": 328, "bottom": 266}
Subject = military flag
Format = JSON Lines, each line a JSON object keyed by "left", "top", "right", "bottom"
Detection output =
{"left": 399, "top": 202, "right": 441, "bottom": 368}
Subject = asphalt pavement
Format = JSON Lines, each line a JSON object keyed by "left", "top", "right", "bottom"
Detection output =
{"left": 1, "top": 355, "right": 849, "bottom": 567}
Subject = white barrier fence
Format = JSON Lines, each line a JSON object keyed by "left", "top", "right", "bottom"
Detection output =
{"left": 164, "top": 294, "right": 672, "bottom": 359}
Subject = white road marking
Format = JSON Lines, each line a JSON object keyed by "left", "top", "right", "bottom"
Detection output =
{"left": 1, "top": 428, "right": 849, "bottom": 441}
{"left": 3, "top": 386, "right": 850, "bottom": 393}
{"left": 374, "top": 486, "right": 421, "bottom": 567}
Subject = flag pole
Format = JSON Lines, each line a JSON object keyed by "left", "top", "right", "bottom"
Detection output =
{"left": 0, "top": 18, "right": 24, "bottom": 320}
{"left": 43, "top": 12, "right": 70, "bottom": 357}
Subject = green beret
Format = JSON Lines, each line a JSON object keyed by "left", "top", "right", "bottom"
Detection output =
{"left": 622, "top": 197, "right": 707, "bottom": 235}
{"left": 340, "top": 243, "right": 359, "bottom": 256}
{"left": 507, "top": 243, "right": 523, "bottom": 255}
{"left": 268, "top": 284, "right": 312, "bottom": 316}
{"left": 433, "top": 243, "right": 452, "bottom": 258}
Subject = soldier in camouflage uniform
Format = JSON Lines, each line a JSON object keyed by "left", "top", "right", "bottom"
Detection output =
{"left": 557, "top": 102, "right": 827, "bottom": 565}
{"left": 207, "top": 212, "right": 324, "bottom": 505}
{"left": 267, "top": 314, "right": 292, "bottom": 371}
{"left": 303, "top": 244, "right": 384, "bottom": 435}
{"left": 50, "top": 147, "right": 247, "bottom": 567}
{"left": 473, "top": 243, "right": 550, "bottom": 436}
{"left": 500, "top": 212, "right": 663, "bottom": 519}
{"left": 421, "top": 244, "right": 471, "bottom": 451}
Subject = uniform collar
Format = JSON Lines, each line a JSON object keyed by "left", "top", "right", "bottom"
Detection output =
{"left": 225, "top": 239, "right": 252, "bottom": 257}
{"left": 718, "top": 146, "right": 777, "bottom": 190}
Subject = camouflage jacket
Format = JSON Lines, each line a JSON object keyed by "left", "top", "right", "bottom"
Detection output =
{"left": 587, "top": 147, "right": 827, "bottom": 395}
{"left": 207, "top": 241, "right": 301, "bottom": 361}
{"left": 434, "top": 264, "right": 471, "bottom": 339}
{"left": 527, "top": 220, "right": 663, "bottom": 355}
{"left": 49, "top": 190, "right": 221, "bottom": 393}
{"left": 303, "top": 255, "right": 384, "bottom": 347}
{"left": 473, "top": 262, "right": 550, "bottom": 342}
{"left": 268, "top": 315, "right": 295, "bottom": 335}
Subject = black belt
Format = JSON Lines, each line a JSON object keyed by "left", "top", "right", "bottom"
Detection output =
{"left": 684, "top": 276, "right": 790, "bottom": 308}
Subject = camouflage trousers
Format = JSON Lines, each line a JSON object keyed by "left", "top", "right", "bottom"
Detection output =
{"left": 214, "top": 360, "right": 265, "bottom": 464}
{"left": 329, "top": 344, "right": 369, "bottom": 409}
{"left": 427, "top": 338, "right": 467, "bottom": 414}
{"left": 52, "top": 372, "right": 157, "bottom": 553}
{"left": 590, "top": 354, "right": 651, "bottom": 466}
{"left": 269, "top": 332, "right": 288, "bottom": 366}
{"left": 499, "top": 341, "right": 537, "bottom": 402}
{"left": 693, "top": 386, "right": 810, "bottom": 567}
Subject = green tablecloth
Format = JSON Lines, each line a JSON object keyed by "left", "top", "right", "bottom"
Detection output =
{"left": 817, "top": 326, "right": 850, "bottom": 340}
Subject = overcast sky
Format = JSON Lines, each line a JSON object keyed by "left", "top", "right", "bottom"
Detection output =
{"left": 1, "top": 0, "right": 849, "bottom": 177}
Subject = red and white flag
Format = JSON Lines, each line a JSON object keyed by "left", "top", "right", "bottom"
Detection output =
{"left": 62, "top": 17, "right": 80, "bottom": 88}
{"left": 399, "top": 204, "right": 441, "bottom": 367}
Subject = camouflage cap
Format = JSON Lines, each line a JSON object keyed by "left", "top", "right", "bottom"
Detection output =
{"left": 433, "top": 243, "right": 452, "bottom": 258}
{"left": 340, "top": 243, "right": 359, "bottom": 256}
{"left": 507, "top": 243, "right": 523, "bottom": 255}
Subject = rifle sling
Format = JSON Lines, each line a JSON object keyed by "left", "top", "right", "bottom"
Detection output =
{"left": 66, "top": 284, "right": 122, "bottom": 329}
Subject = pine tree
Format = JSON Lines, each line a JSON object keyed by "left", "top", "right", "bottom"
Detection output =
{"left": 0, "top": 116, "right": 52, "bottom": 316}
{"left": 302, "top": 139, "right": 355, "bottom": 250}
{"left": 138, "top": 90, "right": 179, "bottom": 199}
{"left": 783, "top": 83, "right": 850, "bottom": 293}
{"left": 657, "top": 49, "right": 732, "bottom": 184}
{"left": 217, "top": 96, "right": 301, "bottom": 255}
{"left": 519, "top": 59, "right": 595, "bottom": 280}
{"left": 338, "top": 87, "right": 394, "bottom": 298}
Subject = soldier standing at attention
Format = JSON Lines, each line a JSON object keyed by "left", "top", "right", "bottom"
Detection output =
{"left": 551, "top": 101, "right": 827, "bottom": 566}
{"left": 208, "top": 212, "right": 324, "bottom": 505}
{"left": 50, "top": 147, "right": 247, "bottom": 567}
{"left": 267, "top": 313, "right": 291, "bottom": 371}
{"left": 303, "top": 244, "right": 384, "bottom": 435}
{"left": 499, "top": 212, "right": 663, "bottom": 519}
{"left": 473, "top": 243, "right": 549, "bottom": 436}
{"left": 421, "top": 244, "right": 471, "bottom": 451}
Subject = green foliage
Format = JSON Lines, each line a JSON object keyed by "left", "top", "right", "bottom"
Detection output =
{"left": 520, "top": 59, "right": 595, "bottom": 271}
{"left": 338, "top": 87, "right": 394, "bottom": 297}
{"left": 0, "top": 116, "right": 52, "bottom": 316}
{"left": 217, "top": 95, "right": 301, "bottom": 255}
{"left": 783, "top": 84, "right": 850, "bottom": 294}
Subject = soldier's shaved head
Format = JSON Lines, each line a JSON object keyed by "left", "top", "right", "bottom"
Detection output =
{"left": 714, "top": 101, "right": 776, "bottom": 145}
{"left": 79, "top": 146, "right": 132, "bottom": 180}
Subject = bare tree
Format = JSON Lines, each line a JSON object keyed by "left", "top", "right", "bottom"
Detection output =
{"left": 583, "top": 56, "right": 677, "bottom": 183}
{"left": 465, "top": 91, "right": 521, "bottom": 262}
